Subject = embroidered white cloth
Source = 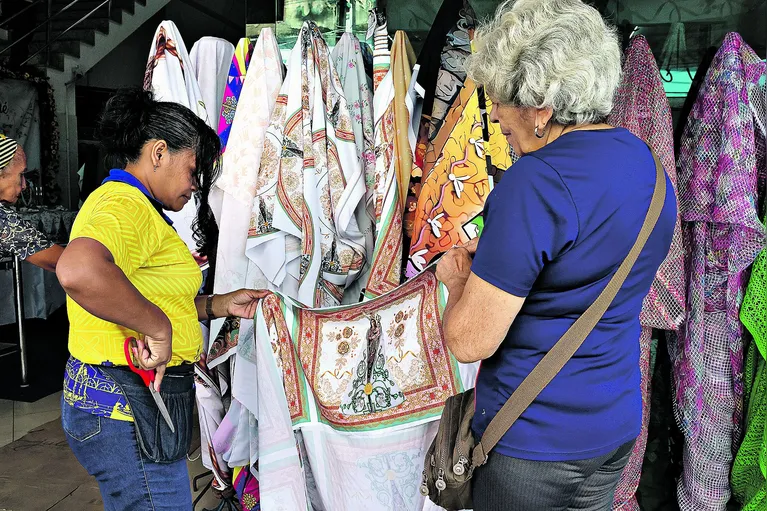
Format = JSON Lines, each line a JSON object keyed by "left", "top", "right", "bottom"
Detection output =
{"left": 209, "top": 29, "right": 285, "bottom": 353}
{"left": 331, "top": 32, "right": 376, "bottom": 304}
{"left": 246, "top": 22, "right": 367, "bottom": 308}
{"left": 143, "top": 20, "right": 208, "bottom": 253}
{"left": 232, "top": 269, "right": 478, "bottom": 509}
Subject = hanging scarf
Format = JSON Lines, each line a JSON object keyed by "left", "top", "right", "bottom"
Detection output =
{"left": 209, "top": 29, "right": 284, "bottom": 363}
{"left": 218, "top": 38, "right": 255, "bottom": 154}
{"left": 404, "top": 0, "right": 468, "bottom": 245}
{"left": 190, "top": 36, "right": 236, "bottom": 134}
{"left": 674, "top": 32, "right": 766, "bottom": 511}
{"left": 247, "top": 22, "right": 367, "bottom": 308}
{"left": 240, "top": 269, "right": 477, "bottom": 510}
{"left": 331, "top": 33, "right": 376, "bottom": 303}
{"left": 370, "top": 8, "right": 390, "bottom": 91}
{"left": 607, "top": 35, "right": 686, "bottom": 511}
{"left": 143, "top": 21, "right": 208, "bottom": 253}
{"left": 406, "top": 79, "right": 512, "bottom": 276}
{"left": 365, "top": 31, "right": 418, "bottom": 298}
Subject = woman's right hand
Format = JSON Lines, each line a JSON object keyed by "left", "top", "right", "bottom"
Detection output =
{"left": 134, "top": 327, "right": 173, "bottom": 392}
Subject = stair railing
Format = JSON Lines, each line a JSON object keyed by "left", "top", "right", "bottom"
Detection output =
{"left": 0, "top": 0, "right": 112, "bottom": 67}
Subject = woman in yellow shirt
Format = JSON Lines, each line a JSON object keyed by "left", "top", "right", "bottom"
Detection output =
{"left": 56, "top": 89, "right": 264, "bottom": 510}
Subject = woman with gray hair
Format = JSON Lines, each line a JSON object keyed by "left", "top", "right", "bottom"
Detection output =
{"left": 0, "top": 134, "right": 63, "bottom": 271}
{"left": 434, "top": 0, "right": 677, "bottom": 508}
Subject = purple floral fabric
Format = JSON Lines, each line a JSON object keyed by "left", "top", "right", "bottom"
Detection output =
{"left": 673, "top": 32, "right": 767, "bottom": 511}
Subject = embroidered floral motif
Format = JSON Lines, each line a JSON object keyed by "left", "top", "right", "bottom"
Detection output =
{"left": 294, "top": 271, "right": 458, "bottom": 429}
{"left": 341, "top": 314, "right": 406, "bottom": 416}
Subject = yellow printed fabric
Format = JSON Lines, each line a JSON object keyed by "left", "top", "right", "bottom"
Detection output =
{"left": 66, "top": 182, "right": 203, "bottom": 367}
{"left": 406, "top": 79, "right": 513, "bottom": 275}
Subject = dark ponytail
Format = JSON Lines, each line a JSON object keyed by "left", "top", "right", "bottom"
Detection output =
{"left": 99, "top": 88, "right": 221, "bottom": 270}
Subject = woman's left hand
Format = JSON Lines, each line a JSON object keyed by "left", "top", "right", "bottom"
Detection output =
{"left": 221, "top": 289, "right": 269, "bottom": 319}
{"left": 436, "top": 239, "right": 478, "bottom": 290}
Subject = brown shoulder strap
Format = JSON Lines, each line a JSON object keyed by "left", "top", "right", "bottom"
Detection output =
{"left": 472, "top": 149, "right": 667, "bottom": 467}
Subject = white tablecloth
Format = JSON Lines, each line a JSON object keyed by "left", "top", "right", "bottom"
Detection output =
{"left": 0, "top": 208, "right": 77, "bottom": 326}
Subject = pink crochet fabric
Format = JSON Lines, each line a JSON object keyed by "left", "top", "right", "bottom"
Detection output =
{"left": 607, "top": 35, "right": 685, "bottom": 511}
{"left": 674, "top": 32, "right": 766, "bottom": 511}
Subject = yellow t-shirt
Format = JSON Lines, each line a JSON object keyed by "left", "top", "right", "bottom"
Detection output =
{"left": 67, "top": 182, "right": 203, "bottom": 367}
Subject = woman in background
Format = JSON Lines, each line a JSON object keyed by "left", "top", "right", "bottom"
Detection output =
{"left": 0, "top": 134, "right": 63, "bottom": 270}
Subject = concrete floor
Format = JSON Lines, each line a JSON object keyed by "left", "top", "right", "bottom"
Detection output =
{"left": 0, "top": 392, "right": 221, "bottom": 511}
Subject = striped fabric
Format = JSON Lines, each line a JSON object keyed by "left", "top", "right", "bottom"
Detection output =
{"left": 0, "top": 134, "right": 18, "bottom": 170}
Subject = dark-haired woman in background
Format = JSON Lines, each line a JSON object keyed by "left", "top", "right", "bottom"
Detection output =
{"left": 56, "top": 89, "right": 265, "bottom": 509}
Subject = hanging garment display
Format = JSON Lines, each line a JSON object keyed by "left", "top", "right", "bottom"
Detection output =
{"left": 210, "top": 29, "right": 284, "bottom": 354}
{"left": 674, "top": 32, "right": 766, "bottom": 511}
{"left": 365, "top": 31, "right": 419, "bottom": 298}
{"left": 143, "top": 21, "right": 209, "bottom": 254}
{"left": 218, "top": 38, "right": 255, "bottom": 154}
{"left": 730, "top": 67, "right": 767, "bottom": 511}
{"left": 237, "top": 269, "right": 477, "bottom": 510}
{"left": 606, "top": 35, "right": 686, "bottom": 511}
{"left": 331, "top": 33, "right": 376, "bottom": 304}
{"left": 406, "top": 79, "right": 513, "bottom": 277}
{"left": 246, "top": 21, "right": 368, "bottom": 308}
{"left": 190, "top": 36, "right": 236, "bottom": 135}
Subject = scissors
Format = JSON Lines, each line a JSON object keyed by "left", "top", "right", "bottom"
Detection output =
{"left": 124, "top": 337, "right": 175, "bottom": 433}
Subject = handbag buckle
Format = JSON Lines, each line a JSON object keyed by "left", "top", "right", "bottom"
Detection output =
{"left": 472, "top": 443, "right": 488, "bottom": 467}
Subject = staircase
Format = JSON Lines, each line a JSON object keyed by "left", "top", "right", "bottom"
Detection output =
{"left": 1, "top": 0, "right": 171, "bottom": 72}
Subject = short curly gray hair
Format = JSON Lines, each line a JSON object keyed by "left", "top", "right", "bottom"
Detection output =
{"left": 466, "top": 0, "right": 622, "bottom": 125}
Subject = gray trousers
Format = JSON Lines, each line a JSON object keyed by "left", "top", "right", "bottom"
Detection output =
{"left": 472, "top": 440, "right": 635, "bottom": 511}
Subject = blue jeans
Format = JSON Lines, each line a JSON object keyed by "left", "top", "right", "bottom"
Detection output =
{"left": 62, "top": 399, "right": 193, "bottom": 510}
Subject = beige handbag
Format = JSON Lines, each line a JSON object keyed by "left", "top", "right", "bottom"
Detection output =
{"left": 420, "top": 150, "right": 666, "bottom": 511}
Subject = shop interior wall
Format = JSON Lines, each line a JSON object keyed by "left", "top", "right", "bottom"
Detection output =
{"left": 73, "top": 0, "right": 245, "bottom": 202}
